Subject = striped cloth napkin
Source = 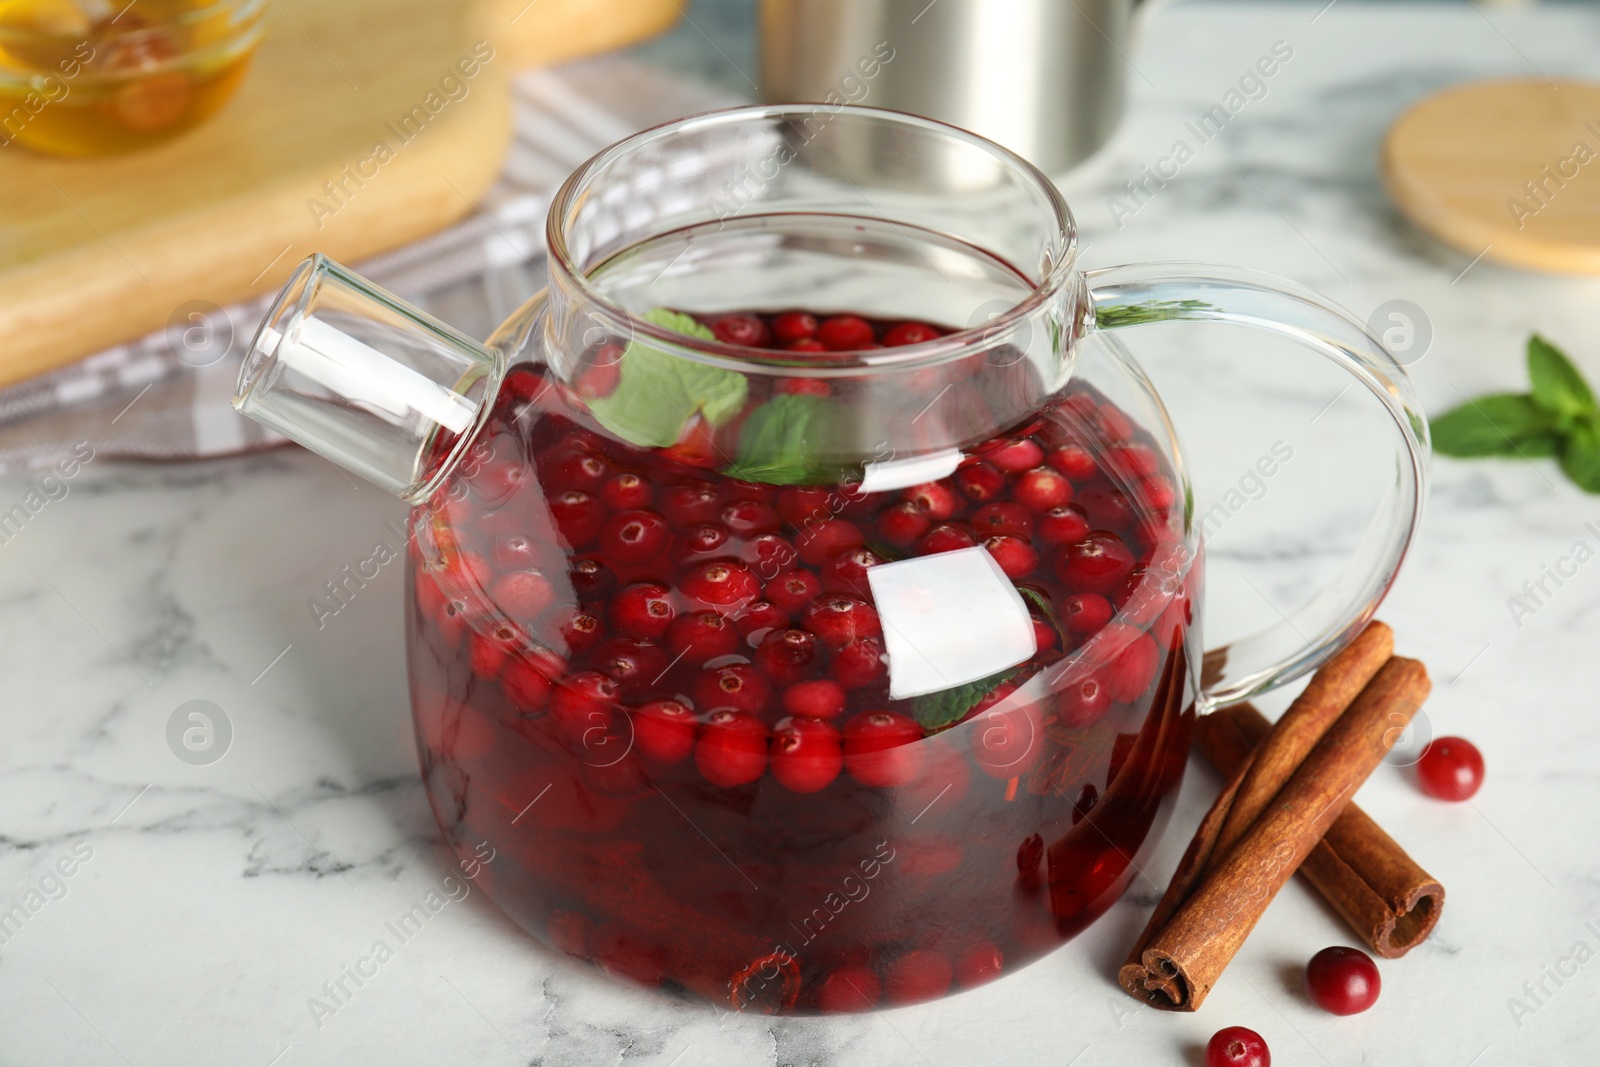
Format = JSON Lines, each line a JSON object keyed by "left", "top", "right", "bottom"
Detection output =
{"left": 0, "top": 56, "right": 733, "bottom": 474}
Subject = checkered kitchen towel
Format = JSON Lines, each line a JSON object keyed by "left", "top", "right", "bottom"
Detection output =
{"left": 0, "top": 57, "right": 734, "bottom": 473}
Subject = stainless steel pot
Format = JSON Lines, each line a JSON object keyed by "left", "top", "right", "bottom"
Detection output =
{"left": 759, "top": 0, "right": 1138, "bottom": 176}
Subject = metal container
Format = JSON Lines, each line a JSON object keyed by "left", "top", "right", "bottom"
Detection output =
{"left": 759, "top": 0, "right": 1135, "bottom": 177}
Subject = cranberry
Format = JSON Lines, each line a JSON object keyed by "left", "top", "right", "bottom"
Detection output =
{"left": 801, "top": 595, "right": 881, "bottom": 648}
{"left": 954, "top": 461, "right": 1006, "bottom": 503}
{"left": 542, "top": 448, "right": 609, "bottom": 493}
{"left": 569, "top": 555, "right": 615, "bottom": 602}
{"left": 692, "top": 663, "right": 771, "bottom": 715}
{"left": 954, "top": 942, "right": 1004, "bottom": 988}
{"left": 1046, "top": 444, "right": 1097, "bottom": 481}
{"left": 882, "top": 321, "right": 942, "bottom": 346}
{"left": 1036, "top": 504, "right": 1091, "bottom": 546}
{"left": 549, "top": 490, "right": 603, "bottom": 548}
{"left": 1076, "top": 485, "right": 1135, "bottom": 530}
{"left": 777, "top": 486, "right": 833, "bottom": 527}
{"left": 816, "top": 964, "right": 880, "bottom": 1012}
{"left": 971, "top": 501, "right": 1034, "bottom": 539}
{"left": 610, "top": 581, "right": 676, "bottom": 640}
{"left": 1106, "top": 443, "right": 1161, "bottom": 477}
{"left": 490, "top": 569, "right": 555, "bottom": 621}
{"left": 765, "top": 569, "right": 822, "bottom": 615}
{"left": 659, "top": 482, "right": 722, "bottom": 526}
{"left": 667, "top": 610, "right": 740, "bottom": 665}
{"left": 1416, "top": 736, "right": 1485, "bottom": 800}
{"left": 769, "top": 716, "right": 843, "bottom": 793}
{"left": 820, "top": 544, "right": 884, "bottom": 595}
{"left": 983, "top": 534, "right": 1038, "bottom": 579}
{"left": 554, "top": 608, "right": 603, "bottom": 656}
{"left": 634, "top": 698, "right": 697, "bottom": 763}
{"left": 671, "top": 522, "right": 735, "bottom": 568}
{"left": 818, "top": 314, "right": 876, "bottom": 350}
{"left": 1062, "top": 592, "right": 1113, "bottom": 633}
{"left": 831, "top": 637, "right": 887, "bottom": 688}
{"left": 1304, "top": 946, "right": 1380, "bottom": 1015}
{"left": 903, "top": 481, "right": 958, "bottom": 520}
{"left": 722, "top": 498, "right": 781, "bottom": 537}
{"left": 884, "top": 950, "right": 952, "bottom": 1004}
{"left": 1140, "top": 476, "right": 1177, "bottom": 511}
{"left": 682, "top": 560, "right": 761, "bottom": 611}
{"left": 1012, "top": 467, "right": 1072, "bottom": 512}
{"left": 1104, "top": 625, "right": 1160, "bottom": 701}
{"left": 785, "top": 338, "right": 827, "bottom": 352}
{"left": 971, "top": 688, "right": 1044, "bottom": 778}
{"left": 983, "top": 438, "right": 1044, "bottom": 474}
{"left": 753, "top": 628, "right": 819, "bottom": 683}
{"left": 468, "top": 622, "right": 520, "bottom": 678}
{"left": 549, "top": 671, "right": 619, "bottom": 745}
{"left": 599, "top": 509, "right": 670, "bottom": 564}
{"left": 1206, "top": 1027, "right": 1270, "bottom": 1067}
{"left": 748, "top": 532, "right": 797, "bottom": 573}
{"left": 918, "top": 523, "right": 978, "bottom": 555}
{"left": 694, "top": 710, "right": 768, "bottom": 787}
{"left": 1030, "top": 615, "right": 1056, "bottom": 652}
{"left": 1097, "top": 406, "right": 1136, "bottom": 441}
{"left": 1057, "top": 672, "right": 1112, "bottom": 728}
{"left": 775, "top": 377, "right": 831, "bottom": 396}
{"left": 1057, "top": 533, "right": 1136, "bottom": 593}
{"left": 594, "top": 637, "right": 669, "bottom": 689}
{"left": 877, "top": 501, "right": 931, "bottom": 547}
{"left": 795, "top": 518, "right": 864, "bottom": 567}
{"left": 501, "top": 657, "right": 552, "bottom": 710}
{"left": 734, "top": 599, "right": 787, "bottom": 641}
{"left": 710, "top": 313, "right": 770, "bottom": 347}
{"left": 782, "top": 678, "right": 846, "bottom": 719}
{"left": 443, "top": 551, "right": 492, "bottom": 591}
{"left": 842, "top": 710, "right": 925, "bottom": 786}
{"left": 770, "top": 311, "right": 819, "bottom": 343}
{"left": 491, "top": 533, "right": 542, "bottom": 569}
{"left": 600, "top": 471, "right": 653, "bottom": 510}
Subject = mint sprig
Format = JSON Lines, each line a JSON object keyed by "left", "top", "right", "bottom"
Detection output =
{"left": 723, "top": 392, "right": 836, "bottom": 485}
{"left": 912, "top": 668, "right": 1018, "bottom": 733}
{"left": 588, "top": 309, "right": 749, "bottom": 448}
{"left": 1431, "top": 335, "right": 1600, "bottom": 492}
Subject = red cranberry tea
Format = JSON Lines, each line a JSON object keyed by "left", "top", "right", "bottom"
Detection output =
{"left": 406, "top": 308, "right": 1198, "bottom": 1013}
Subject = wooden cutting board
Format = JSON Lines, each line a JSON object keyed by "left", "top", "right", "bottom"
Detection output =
{"left": 0, "top": 0, "right": 680, "bottom": 388}
{"left": 1382, "top": 78, "right": 1600, "bottom": 275}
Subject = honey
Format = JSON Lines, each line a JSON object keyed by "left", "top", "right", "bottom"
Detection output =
{"left": 0, "top": 0, "right": 264, "bottom": 156}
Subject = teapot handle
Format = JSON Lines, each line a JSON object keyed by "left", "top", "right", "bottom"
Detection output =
{"left": 1083, "top": 262, "right": 1429, "bottom": 710}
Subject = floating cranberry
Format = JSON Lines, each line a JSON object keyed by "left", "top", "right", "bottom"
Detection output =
{"left": 884, "top": 950, "right": 952, "bottom": 1004}
{"left": 1046, "top": 444, "right": 1097, "bottom": 481}
{"left": 1035, "top": 504, "right": 1091, "bottom": 547}
{"left": 669, "top": 522, "right": 732, "bottom": 569}
{"left": 777, "top": 486, "right": 832, "bottom": 527}
{"left": 954, "top": 941, "right": 1005, "bottom": 988}
{"left": 492, "top": 569, "right": 555, "bottom": 621}
{"left": 1076, "top": 485, "right": 1135, "bottom": 531}
{"left": 599, "top": 509, "right": 670, "bottom": 564}
{"left": 775, "top": 377, "right": 831, "bottom": 396}
{"left": 1013, "top": 467, "right": 1073, "bottom": 512}
{"left": 749, "top": 532, "right": 797, "bottom": 573}
{"left": 843, "top": 710, "right": 925, "bottom": 787}
{"left": 878, "top": 500, "right": 932, "bottom": 547}
{"left": 722, "top": 498, "right": 781, "bottom": 537}
{"left": 770, "top": 716, "right": 843, "bottom": 793}
{"left": 818, "top": 314, "right": 876, "bottom": 350}
{"left": 553, "top": 608, "right": 603, "bottom": 657}
{"left": 569, "top": 555, "right": 615, "bottom": 602}
{"left": 903, "top": 481, "right": 958, "bottom": 520}
{"left": 1105, "top": 443, "right": 1161, "bottom": 477}
{"left": 765, "top": 569, "right": 823, "bottom": 615}
{"left": 541, "top": 448, "right": 609, "bottom": 494}
{"left": 492, "top": 533, "right": 542, "bottom": 570}
{"left": 659, "top": 482, "right": 722, "bottom": 526}
{"left": 971, "top": 689, "right": 1044, "bottom": 778}
{"left": 795, "top": 519, "right": 864, "bottom": 567}
{"left": 1140, "top": 476, "right": 1177, "bottom": 511}
{"left": 802, "top": 594, "right": 882, "bottom": 648}
{"left": 816, "top": 964, "right": 880, "bottom": 1012}
{"left": 1304, "top": 946, "right": 1380, "bottom": 1015}
{"left": 770, "top": 311, "right": 819, "bottom": 343}
{"left": 1057, "top": 672, "right": 1111, "bottom": 728}
{"left": 782, "top": 679, "right": 846, "bottom": 720}
{"left": 918, "top": 523, "right": 978, "bottom": 556}
{"left": 600, "top": 471, "right": 653, "bottom": 510}
{"left": 734, "top": 600, "right": 787, "bottom": 641}
{"left": 610, "top": 581, "right": 676, "bottom": 640}
{"left": 634, "top": 698, "right": 697, "bottom": 763}
{"left": 832, "top": 637, "right": 887, "bottom": 689}
{"left": 983, "top": 534, "right": 1038, "bottom": 579}
{"left": 971, "top": 501, "right": 1034, "bottom": 539}
{"left": 1104, "top": 625, "right": 1160, "bottom": 702}
{"left": 469, "top": 623, "right": 521, "bottom": 679}
{"left": 549, "top": 671, "right": 619, "bottom": 745}
{"left": 692, "top": 663, "right": 771, "bottom": 715}
{"left": 682, "top": 560, "right": 761, "bottom": 611}
{"left": 594, "top": 637, "right": 669, "bottom": 689}
{"left": 501, "top": 656, "right": 552, "bottom": 710}
{"left": 882, "top": 321, "right": 942, "bottom": 346}
{"left": 1061, "top": 592, "right": 1113, "bottom": 634}
{"left": 1207, "top": 1026, "right": 1270, "bottom": 1067}
{"left": 820, "top": 544, "right": 884, "bottom": 595}
{"left": 1057, "top": 533, "right": 1136, "bottom": 593}
{"left": 754, "top": 628, "right": 818, "bottom": 683}
{"left": 955, "top": 461, "right": 1006, "bottom": 503}
{"left": 667, "top": 610, "right": 740, "bottom": 666}
{"left": 710, "top": 313, "right": 770, "bottom": 347}
{"left": 549, "top": 490, "right": 604, "bottom": 548}
{"left": 444, "top": 551, "right": 493, "bottom": 591}
{"left": 695, "top": 710, "right": 768, "bottom": 786}
{"left": 1097, "top": 406, "right": 1136, "bottom": 441}
{"left": 785, "top": 338, "right": 827, "bottom": 352}
{"left": 1030, "top": 615, "right": 1056, "bottom": 652}
{"left": 1416, "top": 737, "right": 1484, "bottom": 801}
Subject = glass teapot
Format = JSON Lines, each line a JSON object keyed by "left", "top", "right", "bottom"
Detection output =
{"left": 233, "top": 105, "right": 1426, "bottom": 1014}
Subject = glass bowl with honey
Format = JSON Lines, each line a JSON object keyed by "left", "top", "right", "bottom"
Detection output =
{"left": 0, "top": 0, "right": 266, "bottom": 156}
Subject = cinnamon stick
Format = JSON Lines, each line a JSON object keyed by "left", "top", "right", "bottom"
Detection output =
{"left": 1195, "top": 704, "right": 1444, "bottom": 958}
{"left": 1119, "top": 656, "right": 1431, "bottom": 1011}
{"left": 1119, "top": 622, "right": 1394, "bottom": 990}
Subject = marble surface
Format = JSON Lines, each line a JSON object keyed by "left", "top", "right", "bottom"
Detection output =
{"left": 5, "top": 3, "right": 1600, "bottom": 1064}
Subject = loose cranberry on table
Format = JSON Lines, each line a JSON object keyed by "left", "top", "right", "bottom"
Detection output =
{"left": 1206, "top": 1026, "right": 1270, "bottom": 1067}
{"left": 1415, "top": 736, "right": 1485, "bottom": 801}
{"left": 1304, "top": 945, "right": 1381, "bottom": 1015}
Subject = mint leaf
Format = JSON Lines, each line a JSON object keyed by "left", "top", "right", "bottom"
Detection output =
{"left": 723, "top": 393, "right": 835, "bottom": 485}
{"left": 1095, "top": 299, "right": 1214, "bottom": 330}
{"left": 1560, "top": 422, "right": 1600, "bottom": 493}
{"left": 588, "top": 309, "right": 748, "bottom": 448}
{"left": 1528, "top": 334, "right": 1596, "bottom": 426}
{"left": 1430, "top": 393, "right": 1559, "bottom": 457}
{"left": 912, "top": 668, "right": 1017, "bottom": 733}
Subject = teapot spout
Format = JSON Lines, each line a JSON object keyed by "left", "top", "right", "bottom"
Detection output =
{"left": 233, "top": 254, "right": 503, "bottom": 502}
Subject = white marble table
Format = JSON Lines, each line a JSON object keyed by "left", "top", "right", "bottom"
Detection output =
{"left": 4, "top": 3, "right": 1599, "bottom": 1064}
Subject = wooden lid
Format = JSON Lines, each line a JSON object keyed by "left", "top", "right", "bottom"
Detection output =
{"left": 1382, "top": 78, "right": 1600, "bottom": 274}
